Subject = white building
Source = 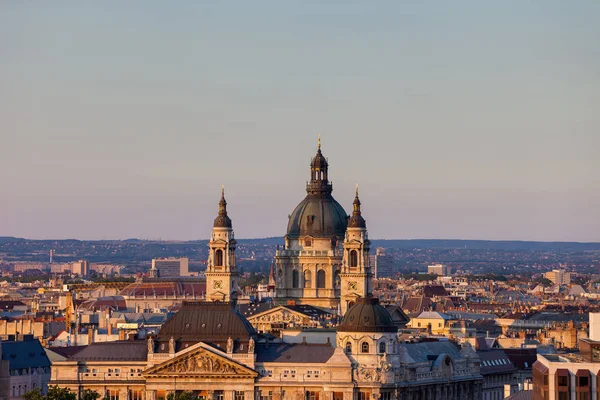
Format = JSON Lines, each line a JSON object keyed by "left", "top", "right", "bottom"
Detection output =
{"left": 544, "top": 269, "right": 571, "bottom": 285}
{"left": 150, "top": 258, "right": 189, "bottom": 278}
{"left": 428, "top": 264, "right": 450, "bottom": 276}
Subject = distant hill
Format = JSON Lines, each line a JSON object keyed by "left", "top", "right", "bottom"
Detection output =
{"left": 1, "top": 236, "right": 598, "bottom": 252}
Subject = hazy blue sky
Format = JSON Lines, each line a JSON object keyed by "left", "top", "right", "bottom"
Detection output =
{"left": 1, "top": 1, "right": 599, "bottom": 242}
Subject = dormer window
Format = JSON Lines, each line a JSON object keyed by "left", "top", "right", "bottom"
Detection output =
{"left": 361, "top": 342, "right": 369, "bottom": 353}
{"left": 305, "top": 237, "right": 312, "bottom": 247}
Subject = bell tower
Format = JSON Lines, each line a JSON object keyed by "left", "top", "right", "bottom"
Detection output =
{"left": 339, "top": 185, "right": 372, "bottom": 314}
{"left": 205, "top": 186, "right": 238, "bottom": 302}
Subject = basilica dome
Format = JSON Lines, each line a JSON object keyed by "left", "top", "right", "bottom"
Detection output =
{"left": 286, "top": 141, "right": 348, "bottom": 240}
{"left": 286, "top": 194, "right": 348, "bottom": 239}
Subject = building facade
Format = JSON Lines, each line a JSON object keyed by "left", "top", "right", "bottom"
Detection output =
{"left": 51, "top": 300, "right": 483, "bottom": 400}
{"left": 150, "top": 258, "right": 189, "bottom": 278}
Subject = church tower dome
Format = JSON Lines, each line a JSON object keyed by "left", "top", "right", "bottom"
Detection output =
{"left": 286, "top": 136, "right": 348, "bottom": 240}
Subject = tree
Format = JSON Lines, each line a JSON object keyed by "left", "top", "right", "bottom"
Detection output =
{"left": 23, "top": 389, "right": 44, "bottom": 400}
{"left": 24, "top": 387, "right": 78, "bottom": 400}
{"left": 167, "top": 392, "right": 197, "bottom": 400}
{"left": 46, "top": 386, "right": 77, "bottom": 400}
{"left": 81, "top": 389, "right": 101, "bottom": 400}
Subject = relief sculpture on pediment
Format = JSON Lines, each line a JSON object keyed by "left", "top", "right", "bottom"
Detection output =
{"left": 160, "top": 352, "right": 241, "bottom": 375}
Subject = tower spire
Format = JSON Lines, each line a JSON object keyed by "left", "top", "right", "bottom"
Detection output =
{"left": 349, "top": 183, "right": 366, "bottom": 228}
{"left": 318, "top": 133, "right": 321, "bottom": 150}
{"left": 214, "top": 186, "right": 232, "bottom": 228}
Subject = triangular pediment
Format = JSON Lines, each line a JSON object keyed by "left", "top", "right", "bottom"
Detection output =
{"left": 144, "top": 343, "right": 257, "bottom": 377}
{"left": 246, "top": 306, "right": 309, "bottom": 322}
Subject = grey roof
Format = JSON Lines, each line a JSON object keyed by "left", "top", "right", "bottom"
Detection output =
{"left": 506, "top": 391, "right": 532, "bottom": 400}
{"left": 404, "top": 341, "right": 461, "bottom": 363}
{"left": 70, "top": 341, "right": 148, "bottom": 361}
{"left": 46, "top": 345, "right": 86, "bottom": 359}
{"left": 1, "top": 338, "right": 51, "bottom": 370}
{"left": 256, "top": 343, "right": 335, "bottom": 363}
{"left": 111, "top": 312, "right": 171, "bottom": 325}
{"left": 415, "top": 311, "right": 454, "bottom": 320}
{"left": 239, "top": 302, "right": 275, "bottom": 317}
{"left": 157, "top": 301, "right": 255, "bottom": 342}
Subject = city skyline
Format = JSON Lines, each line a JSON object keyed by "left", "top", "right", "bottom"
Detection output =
{"left": 2, "top": 1, "right": 599, "bottom": 242}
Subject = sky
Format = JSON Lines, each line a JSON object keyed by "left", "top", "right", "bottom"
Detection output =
{"left": 1, "top": 1, "right": 599, "bottom": 242}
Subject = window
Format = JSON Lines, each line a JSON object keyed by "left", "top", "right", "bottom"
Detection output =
{"left": 129, "top": 391, "right": 143, "bottom": 400}
{"left": 357, "top": 393, "right": 368, "bottom": 400}
{"left": 558, "top": 393, "right": 569, "bottom": 400}
{"left": 579, "top": 376, "right": 589, "bottom": 386}
{"left": 293, "top": 270, "right": 300, "bottom": 288}
{"left": 438, "top": 323, "right": 442, "bottom": 327}
{"left": 417, "top": 322, "right": 421, "bottom": 327}
{"left": 558, "top": 376, "right": 569, "bottom": 386}
{"left": 258, "top": 391, "right": 272, "bottom": 400}
{"left": 361, "top": 342, "right": 369, "bottom": 353}
{"left": 306, "top": 391, "right": 319, "bottom": 400}
{"left": 234, "top": 392, "right": 245, "bottom": 400}
{"left": 215, "top": 249, "right": 224, "bottom": 266}
{"left": 305, "top": 238, "right": 312, "bottom": 247}
{"left": 317, "top": 270, "right": 326, "bottom": 289}
{"left": 107, "top": 390, "right": 120, "bottom": 400}
{"left": 349, "top": 250, "right": 358, "bottom": 267}
{"left": 304, "top": 270, "right": 312, "bottom": 288}
{"left": 214, "top": 391, "right": 224, "bottom": 400}
{"left": 345, "top": 342, "right": 352, "bottom": 353}
{"left": 379, "top": 342, "right": 386, "bottom": 353}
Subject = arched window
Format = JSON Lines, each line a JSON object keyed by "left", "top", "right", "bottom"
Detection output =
{"left": 317, "top": 270, "right": 326, "bottom": 289}
{"left": 292, "top": 270, "right": 299, "bottom": 288}
{"left": 215, "top": 249, "right": 223, "bottom": 267}
{"left": 379, "top": 342, "right": 386, "bottom": 354}
{"left": 361, "top": 342, "right": 369, "bottom": 353}
{"left": 349, "top": 250, "right": 358, "bottom": 268}
{"left": 345, "top": 342, "right": 352, "bottom": 353}
{"left": 304, "top": 270, "right": 312, "bottom": 288}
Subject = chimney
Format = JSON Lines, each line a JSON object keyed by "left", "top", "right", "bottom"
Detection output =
{"left": 302, "top": 336, "right": 307, "bottom": 345}
{"left": 88, "top": 329, "right": 93, "bottom": 344}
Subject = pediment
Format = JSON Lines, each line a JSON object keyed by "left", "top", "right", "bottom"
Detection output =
{"left": 144, "top": 345, "right": 257, "bottom": 377}
{"left": 247, "top": 306, "right": 307, "bottom": 322}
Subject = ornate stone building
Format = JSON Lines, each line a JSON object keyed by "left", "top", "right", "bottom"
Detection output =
{"left": 275, "top": 140, "right": 372, "bottom": 312}
{"left": 51, "top": 299, "right": 483, "bottom": 400}
{"left": 49, "top": 138, "right": 483, "bottom": 400}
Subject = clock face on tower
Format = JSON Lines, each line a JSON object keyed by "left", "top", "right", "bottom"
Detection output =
{"left": 348, "top": 281, "right": 357, "bottom": 290}
{"left": 213, "top": 280, "right": 223, "bottom": 289}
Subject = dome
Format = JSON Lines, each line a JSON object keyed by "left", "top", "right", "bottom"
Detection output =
{"left": 311, "top": 148, "right": 328, "bottom": 170}
{"left": 337, "top": 297, "right": 398, "bottom": 333}
{"left": 286, "top": 139, "right": 348, "bottom": 239}
{"left": 286, "top": 195, "right": 348, "bottom": 239}
{"left": 214, "top": 187, "right": 232, "bottom": 228}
